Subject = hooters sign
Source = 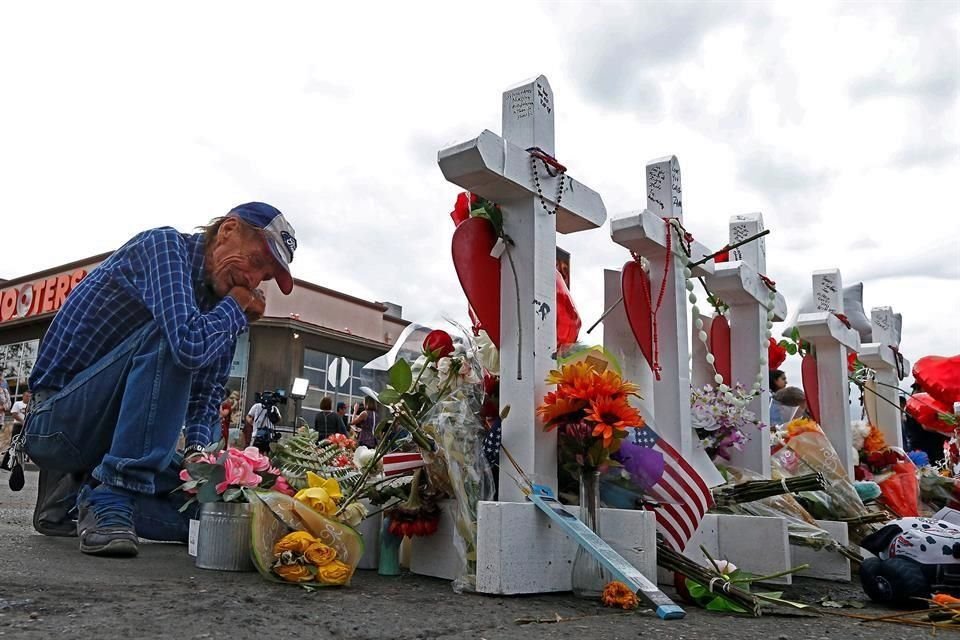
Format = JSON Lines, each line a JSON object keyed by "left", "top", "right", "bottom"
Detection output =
{"left": 0, "top": 268, "right": 89, "bottom": 324}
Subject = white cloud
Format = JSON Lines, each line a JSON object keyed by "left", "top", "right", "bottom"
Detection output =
{"left": 0, "top": 0, "right": 957, "bottom": 390}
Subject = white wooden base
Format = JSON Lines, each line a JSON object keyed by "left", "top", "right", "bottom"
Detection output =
{"left": 789, "top": 519, "right": 851, "bottom": 582}
{"left": 683, "top": 514, "right": 792, "bottom": 585}
{"left": 409, "top": 500, "right": 462, "bottom": 579}
{"left": 410, "top": 500, "right": 657, "bottom": 595}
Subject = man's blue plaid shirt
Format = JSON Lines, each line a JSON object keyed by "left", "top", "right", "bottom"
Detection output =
{"left": 30, "top": 227, "right": 248, "bottom": 447}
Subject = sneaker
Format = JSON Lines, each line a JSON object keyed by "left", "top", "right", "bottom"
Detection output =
{"left": 33, "top": 469, "right": 85, "bottom": 537}
{"left": 77, "top": 485, "right": 139, "bottom": 557}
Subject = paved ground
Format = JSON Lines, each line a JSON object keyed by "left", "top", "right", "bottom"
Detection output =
{"left": 0, "top": 470, "right": 934, "bottom": 639}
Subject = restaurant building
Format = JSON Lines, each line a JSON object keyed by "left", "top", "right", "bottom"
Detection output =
{"left": 0, "top": 253, "right": 407, "bottom": 428}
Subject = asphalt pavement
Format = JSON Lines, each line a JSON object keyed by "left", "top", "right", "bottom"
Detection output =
{"left": 0, "top": 470, "right": 926, "bottom": 640}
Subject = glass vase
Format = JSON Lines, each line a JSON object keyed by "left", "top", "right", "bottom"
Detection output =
{"left": 571, "top": 471, "right": 611, "bottom": 599}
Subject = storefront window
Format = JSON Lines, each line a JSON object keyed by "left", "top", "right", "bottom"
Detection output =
{"left": 1, "top": 339, "right": 39, "bottom": 413}
{"left": 301, "top": 349, "right": 383, "bottom": 427}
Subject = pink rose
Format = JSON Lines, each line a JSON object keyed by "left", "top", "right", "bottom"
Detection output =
{"left": 236, "top": 446, "right": 271, "bottom": 472}
{"left": 179, "top": 468, "right": 192, "bottom": 482}
{"left": 216, "top": 455, "right": 262, "bottom": 494}
{"left": 272, "top": 474, "right": 295, "bottom": 496}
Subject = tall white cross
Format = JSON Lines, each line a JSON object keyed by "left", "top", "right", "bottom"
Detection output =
{"left": 610, "top": 156, "right": 723, "bottom": 486}
{"left": 438, "top": 75, "right": 606, "bottom": 501}
{"left": 859, "top": 306, "right": 909, "bottom": 448}
{"left": 796, "top": 269, "right": 861, "bottom": 480}
{"left": 705, "top": 213, "right": 787, "bottom": 477}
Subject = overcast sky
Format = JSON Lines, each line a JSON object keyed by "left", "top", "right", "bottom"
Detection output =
{"left": 1, "top": 1, "right": 958, "bottom": 389}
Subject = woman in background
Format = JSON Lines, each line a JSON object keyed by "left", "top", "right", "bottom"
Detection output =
{"left": 351, "top": 396, "right": 378, "bottom": 448}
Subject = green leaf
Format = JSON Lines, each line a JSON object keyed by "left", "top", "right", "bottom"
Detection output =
{"left": 222, "top": 487, "right": 243, "bottom": 502}
{"left": 790, "top": 326, "right": 800, "bottom": 341}
{"left": 786, "top": 343, "right": 797, "bottom": 355}
{"left": 388, "top": 359, "right": 412, "bottom": 394}
{"left": 185, "top": 462, "right": 215, "bottom": 479}
{"left": 378, "top": 387, "right": 402, "bottom": 405}
{"left": 197, "top": 466, "right": 226, "bottom": 503}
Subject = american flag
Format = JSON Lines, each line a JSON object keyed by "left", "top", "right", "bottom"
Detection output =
{"left": 382, "top": 452, "right": 425, "bottom": 477}
{"left": 630, "top": 425, "right": 713, "bottom": 552}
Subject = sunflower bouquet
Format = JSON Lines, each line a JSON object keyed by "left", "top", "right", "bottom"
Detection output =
{"left": 537, "top": 360, "right": 643, "bottom": 475}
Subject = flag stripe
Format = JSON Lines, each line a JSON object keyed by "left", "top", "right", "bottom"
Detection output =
{"left": 632, "top": 425, "right": 713, "bottom": 553}
{"left": 656, "top": 470, "right": 699, "bottom": 537}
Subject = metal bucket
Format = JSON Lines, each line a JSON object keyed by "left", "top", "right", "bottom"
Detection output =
{"left": 195, "top": 501, "right": 255, "bottom": 572}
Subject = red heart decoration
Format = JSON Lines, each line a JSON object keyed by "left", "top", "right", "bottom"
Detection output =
{"left": 621, "top": 260, "right": 654, "bottom": 371}
{"left": 907, "top": 392, "right": 955, "bottom": 435}
{"left": 451, "top": 217, "right": 501, "bottom": 349}
{"left": 913, "top": 355, "right": 960, "bottom": 407}
{"left": 709, "top": 315, "right": 732, "bottom": 385}
{"left": 801, "top": 353, "right": 821, "bottom": 424}
{"left": 556, "top": 270, "right": 581, "bottom": 348}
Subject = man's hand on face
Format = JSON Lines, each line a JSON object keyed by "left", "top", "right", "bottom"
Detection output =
{"left": 228, "top": 286, "right": 266, "bottom": 323}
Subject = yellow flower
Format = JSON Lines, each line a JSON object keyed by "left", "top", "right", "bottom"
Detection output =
{"left": 304, "top": 542, "right": 337, "bottom": 567}
{"left": 293, "top": 472, "right": 343, "bottom": 515}
{"left": 601, "top": 581, "right": 639, "bottom": 610}
{"left": 273, "top": 531, "right": 317, "bottom": 556}
{"left": 274, "top": 563, "right": 314, "bottom": 583}
{"left": 316, "top": 560, "right": 352, "bottom": 585}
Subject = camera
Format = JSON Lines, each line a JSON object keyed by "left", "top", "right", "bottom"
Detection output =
{"left": 255, "top": 389, "right": 288, "bottom": 409}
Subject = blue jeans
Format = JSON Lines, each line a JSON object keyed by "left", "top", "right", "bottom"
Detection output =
{"left": 24, "top": 321, "right": 197, "bottom": 541}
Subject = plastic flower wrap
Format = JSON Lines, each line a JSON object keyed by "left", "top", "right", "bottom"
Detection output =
{"left": 417, "top": 348, "right": 495, "bottom": 593}
{"left": 772, "top": 418, "right": 867, "bottom": 521}
{"left": 250, "top": 491, "right": 363, "bottom": 587}
{"left": 719, "top": 467, "right": 847, "bottom": 555}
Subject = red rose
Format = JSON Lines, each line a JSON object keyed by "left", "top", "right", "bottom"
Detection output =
{"left": 450, "top": 192, "right": 479, "bottom": 227}
{"left": 847, "top": 351, "right": 858, "bottom": 373}
{"left": 422, "top": 329, "right": 455, "bottom": 361}
{"left": 768, "top": 338, "right": 788, "bottom": 370}
{"left": 714, "top": 250, "right": 730, "bottom": 263}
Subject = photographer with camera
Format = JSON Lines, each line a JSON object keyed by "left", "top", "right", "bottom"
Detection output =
{"left": 247, "top": 390, "right": 285, "bottom": 453}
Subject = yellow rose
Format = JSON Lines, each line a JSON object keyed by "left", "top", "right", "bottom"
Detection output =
{"left": 316, "top": 560, "right": 352, "bottom": 585}
{"left": 273, "top": 531, "right": 317, "bottom": 556}
{"left": 293, "top": 473, "right": 343, "bottom": 516}
{"left": 274, "top": 563, "right": 314, "bottom": 583}
{"left": 304, "top": 542, "right": 337, "bottom": 567}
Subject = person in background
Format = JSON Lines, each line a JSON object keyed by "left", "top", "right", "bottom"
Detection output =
{"left": 903, "top": 384, "right": 946, "bottom": 464}
{"left": 351, "top": 396, "right": 378, "bottom": 448}
{"left": 336, "top": 401, "right": 349, "bottom": 435}
{"left": 0, "top": 379, "right": 10, "bottom": 432}
{"left": 10, "top": 390, "right": 31, "bottom": 440}
{"left": 770, "top": 386, "right": 807, "bottom": 427}
{"left": 314, "top": 396, "right": 346, "bottom": 441}
{"left": 219, "top": 389, "right": 235, "bottom": 446}
{"left": 22, "top": 202, "right": 296, "bottom": 556}
{"left": 769, "top": 369, "right": 787, "bottom": 394}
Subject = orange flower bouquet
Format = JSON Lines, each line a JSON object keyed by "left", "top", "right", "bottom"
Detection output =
{"left": 537, "top": 360, "right": 643, "bottom": 475}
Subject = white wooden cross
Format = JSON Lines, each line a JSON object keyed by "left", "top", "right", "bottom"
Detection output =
{"left": 705, "top": 213, "right": 788, "bottom": 477}
{"left": 609, "top": 156, "right": 723, "bottom": 486}
{"left": 796, "top": 269, "right": 861, "bottom": 480}
{"left": 438, "top": 75, "right": 606, "bottom": 501}
{"left": 859, "top": 306, "right": 909, "bottom": 448}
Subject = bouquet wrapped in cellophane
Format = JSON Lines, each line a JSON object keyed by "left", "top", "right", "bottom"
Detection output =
{"left": 250, "top": 491, "right": 364, "bottom": 587}
{"left": 770, "top": 418, "right": 868, "bottom": 522}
